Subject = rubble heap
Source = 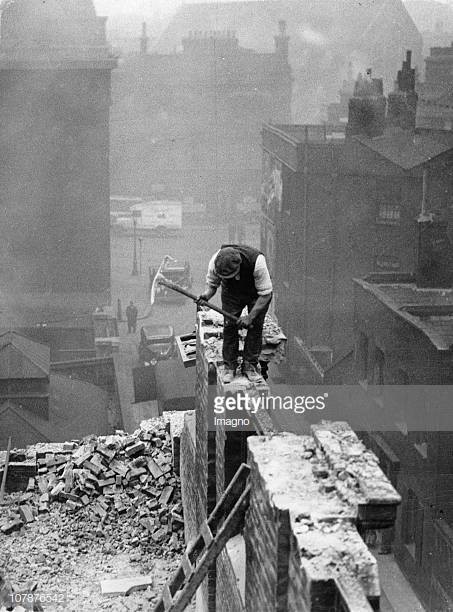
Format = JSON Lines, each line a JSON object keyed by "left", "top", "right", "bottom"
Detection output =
{"left": 199, "top": 309, "right": 286, "bottom": 364}
{"left": 0, "top": 418, "right": 185, "bottom": 556}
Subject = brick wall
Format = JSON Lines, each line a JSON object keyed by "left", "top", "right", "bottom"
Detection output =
{"left": 180, "top": 310, "right": 400, "bottom": 611}
{"left": 243, "top": 431, "right": 398, "bottom": 611}
{"left": 216, "top": 549, "right": 245, "bottom": 612}
{"left": 180, "top": 411, "right": 198, "bottom": 544}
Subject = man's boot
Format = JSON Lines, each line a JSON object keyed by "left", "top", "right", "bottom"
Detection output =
{"left": 222, "top": 367, "right": 236, "bottom": 384}
{"left": 242, "top": 362, "right": 263, "bottom": 383}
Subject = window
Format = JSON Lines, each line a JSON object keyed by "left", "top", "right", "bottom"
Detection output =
{"left": 403, "top": 488, "right": 424, "bottom": 563}
{"left": 377, "top": 203, "right": 401, "bottom": 224}
{"left": 375, "top": 180, "right": 402, "bottom": 225}
{"left": 355, "top": 333, "right": 369, "bottom": 383}
{"left": 373, "top": 348, "right": 385, "bottom": 385}
{"left": 375, "top": 253, "right": 400, "bottom": 271}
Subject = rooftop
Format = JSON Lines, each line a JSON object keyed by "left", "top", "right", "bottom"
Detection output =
{"left": 156, "top": 0, "right": 419, "bottom": 57}
{"left": 0, "top": 373, "right": 110, "bottom": 448}
{"left": 0, "top": 0, "right": 117, "bottom": 68}
{"left": 354, "top": 128, "right": 453, "bottom": 169}
{"left": 265, "top": 123, "right": 346, "bottom": 144}
{"left": 0, "top": 331, "right": 50, "bottom": 379}
{"left": 355, "top": 273, "right": 453, "bottom": 350}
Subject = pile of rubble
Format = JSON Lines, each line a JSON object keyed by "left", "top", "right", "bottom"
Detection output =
{"left": 0, "top": 419, "right": 185, "bottom": 556}
{"left": 199, "top": 309, "right": 286, "bottom": 364}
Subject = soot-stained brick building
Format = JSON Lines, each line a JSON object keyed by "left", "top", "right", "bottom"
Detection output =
{"left": 261, "top": 53, "right": 453, "bottom": 383}
{"left": 0, "top": 0, "right": 117, "bottom": 308}
{"left": 353, "top": 208, "right": 453, "bottom": 610}
{"left": 110, "top": 24, "right": 292, "bottom": 213}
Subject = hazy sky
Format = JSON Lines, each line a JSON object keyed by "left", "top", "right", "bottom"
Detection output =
{"left": 93, "top": 0, "right": 453, "bottom": 18}
{"left": 94, "top": 0, "right": 267, "bottom": 19}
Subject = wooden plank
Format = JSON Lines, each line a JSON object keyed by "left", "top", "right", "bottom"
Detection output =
{"left": 153, "top": 463, "right": 250, "bottom": 612}
{"left": 162, "top": 585, "right": 173, "bottom": 611}
{"left": 200, "top": 521, "right": 213, "bottom": 546}
{"left": 181, "top": 553, "right": 193, "bottom": 578}
{"left": 0, "top": 437, "right": 12, "bottom": 504}
{"left": 164, "top": 484, "right": 251, "bottom": 612}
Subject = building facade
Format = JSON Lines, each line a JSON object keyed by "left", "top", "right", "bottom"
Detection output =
{"left": 353, "top": 216, "right": 453, "bottom": 610}
{"left": 0, "top": 0, "right": 117, "bottom": 303}
{"left": 111, "top": 24, "right": 292, "bottom": 213}
{"left": 261, "top": 55, "right": 453, "bottom": 382}
{"left": 157, "top": 0, "right": 422, "bottom": 124}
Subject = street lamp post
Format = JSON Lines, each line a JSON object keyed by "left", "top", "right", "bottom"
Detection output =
{"left": 138, "top": 237, "right": 143, "bottom": 275}
{"left": 131, "top": 210, "right": 140, "bottom": 276}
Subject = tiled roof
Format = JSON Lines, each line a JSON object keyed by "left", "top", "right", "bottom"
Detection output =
{"left": 355, "top": 277, "right": 453, "bottom": 350}
{"left": 354, "top": 129, "right": 453, "bottom": 169}
{"left": 0, "top": 331, "right": 50, "bottom": 379}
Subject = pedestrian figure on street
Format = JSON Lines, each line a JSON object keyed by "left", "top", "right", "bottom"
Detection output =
{"left": 126, "top": 300, "right": 138, "bottom": 334}
{"left": 117, "top": 298, "right": 123, "bottom": 322}
{"left": 198, "top": 244, "right": 272, "bottom": 383}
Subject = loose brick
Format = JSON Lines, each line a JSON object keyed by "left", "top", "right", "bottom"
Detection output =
{"left": 1, "top": 519, "right": 24, "bottom": 534}
{"left": 146, "top": 458, "right": 163, "bottom": 479}
{"left": 125, "top": 442, "right": 145, "bottom": 457}
{"left": 83, "top": 461, "right": 103, "bottom": 476}
{"left": 159, "top": 486, "right": 174, "bottom": 506}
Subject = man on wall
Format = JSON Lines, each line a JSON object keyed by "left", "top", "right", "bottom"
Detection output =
{"left": 198, "top": 245, "right": 272, "bottom": 383}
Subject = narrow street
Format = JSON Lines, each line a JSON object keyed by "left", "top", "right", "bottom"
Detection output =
{"left": 111, "top": 221, "right": 260, "bottom": 336}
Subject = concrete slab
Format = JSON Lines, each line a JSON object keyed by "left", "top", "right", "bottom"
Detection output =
{"left": 100, "top": 575, "right": 153, "bottom": 596}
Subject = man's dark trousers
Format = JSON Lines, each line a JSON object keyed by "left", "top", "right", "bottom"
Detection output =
{"left": 221, "top": 290, "right": 270, "bottom": 370}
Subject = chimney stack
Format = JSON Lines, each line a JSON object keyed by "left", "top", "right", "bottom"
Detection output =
{"left": 274, "top": 20, "right": 289, "bottom": 60}
{"left": 140, "top": 22, "right": 148, "bottom": 55}
{"left": 387, "top": 50, "right": 418, "bottom": 131}
{"left": 346, "top": 72, "right": 386, "bottom": 138}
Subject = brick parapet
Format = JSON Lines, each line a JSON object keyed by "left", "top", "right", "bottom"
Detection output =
{"left": 244, "top": 432, "right": 398, "bottom": 611}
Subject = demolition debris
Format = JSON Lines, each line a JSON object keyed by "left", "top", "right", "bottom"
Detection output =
{"left": 0, "top": 419, "right": 185, "bottom": 550}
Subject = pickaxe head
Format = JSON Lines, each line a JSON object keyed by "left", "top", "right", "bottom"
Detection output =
{"left": 150, "top": 255, "right": 175, "bottom": 305}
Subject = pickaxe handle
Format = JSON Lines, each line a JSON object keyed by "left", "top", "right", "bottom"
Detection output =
{"left": 157, "top": 278, "right": 240, "bottom": 324}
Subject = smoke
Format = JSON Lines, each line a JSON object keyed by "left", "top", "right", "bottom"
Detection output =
{"left": 297, "top": 25, "right": 327, "bottom": 47}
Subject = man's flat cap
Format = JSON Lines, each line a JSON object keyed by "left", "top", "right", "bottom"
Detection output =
{"left": 214, "top": 247, "right": 241, "bottom": 279}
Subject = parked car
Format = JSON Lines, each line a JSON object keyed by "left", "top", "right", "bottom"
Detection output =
{"left": 153, "top": 259, "right": 192, "bottom": 303}
{"left": 138, "top": 324, "right": 175, "bottom": 364}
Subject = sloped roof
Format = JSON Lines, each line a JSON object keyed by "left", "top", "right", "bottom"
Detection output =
{"left": 155, "top": 360, "right": 195, "bottom": 411}
{"left": 355, "top": 278, "right": 453, "bottom": 350}
{"left": 0, "top": 331, "right": 50, "bottom": 379}
{"left": 0, "top": 373, "right": 109, "bottom": 447}
{"left": 354, "top": 129, "right": 453, "bottom": 169}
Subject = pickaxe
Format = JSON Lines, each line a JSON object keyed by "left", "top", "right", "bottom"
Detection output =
{"left": 150, "top": 256, "right": 241, "bottom": 325}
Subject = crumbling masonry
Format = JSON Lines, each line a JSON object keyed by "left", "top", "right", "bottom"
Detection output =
{"left": 180, "top": 310, "right": 401, "bottom": 611}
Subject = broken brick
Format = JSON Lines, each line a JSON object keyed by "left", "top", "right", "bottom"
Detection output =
{"left": 146, "top": 459, "right": 163, "bottom": 479}
{"left": 18, "top": 505, "right": 35, "bottom": 524}
{"left": 129, "top": 467, "right": 147, "bottom": 480}
{"left": 125, "top": 442, "right": 145, "bottom": 457}
{"left": 98, "top": 477, "right": 116, "bottom": 488}
{"left": 1, "top": 519, "right": 24, "bottom": 534}
{"left": 159, "top": 486, "right": 174, "bottom": 506}
{"left": 151, "top": 527, "right": 166, "bottom": 542}
{"left": 83, "top": 460, "right": 103, "bottom": 476}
